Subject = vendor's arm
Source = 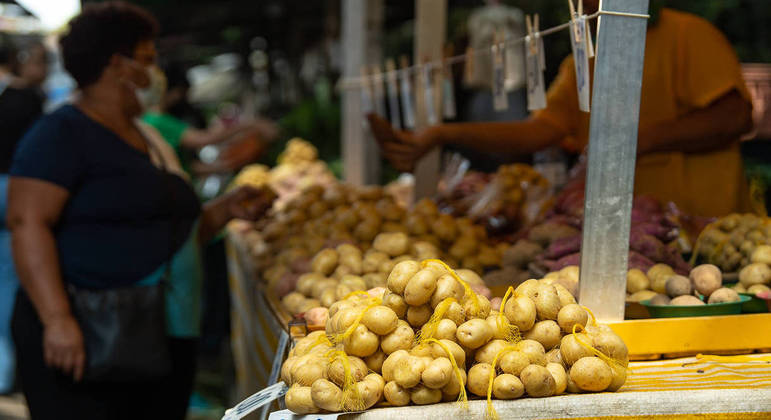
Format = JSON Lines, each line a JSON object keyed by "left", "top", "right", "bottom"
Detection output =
{"left": 7, "top": 177, "right": 85, "bottom": 381}
{"left": 198, "top": 185, "right": 276, "bottom": 243}
{"left": 638, "top": 89, "right": 752, "bottom": 155}
{"left": 180, "top": 119, "right": 277, "bottom": 149}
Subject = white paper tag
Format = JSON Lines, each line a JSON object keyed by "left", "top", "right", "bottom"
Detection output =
{"left": 583, "top": 15, "right": 595, "bottom": 59}
{"left": 371, "top": 66, "right": 386, "bottom": 117}
{"left": 491, "top": 44, "right": 508, "bottom": 111}
{"left": 422, "top": 64, "right": 438, "bottom": 125}
{"left": 385, "top": 61, "right": 402, "bottom": 129}
{"left": 525, "top": 35, "right": 546, "bottom": 111}
{"left": 399, "top": 68, "right": 416, "bottom": 129}
{"left": 267, "top": 409, "right": 364, "bottom": 420}
{"left": 538, "top": 33, "right": 546, "bottom": 70}
{"left": 441, "top": 65, "right": 456, "bottom": 119}
{"left": 569, "top": 17, "right": 591, "bottom": 112}
{"left": 222, "top": 382, "right": 289, "bottom": 420}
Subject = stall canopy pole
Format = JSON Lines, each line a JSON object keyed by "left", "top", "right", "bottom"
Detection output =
{"left": 341, "top": 0, "right": 383, "bottom": 185}
{"left": 578, "top": 0, "right": 649, "bottom": 322}
{"left": 412, "top": 0, "right": 447, "bottom": 200}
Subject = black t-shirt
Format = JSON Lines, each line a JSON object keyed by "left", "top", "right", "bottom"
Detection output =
{"left": 10, "top": 105, "right": 201, "bottom": 289}
{"left": 0, "top": 86, "right": 44, "bottom": 173}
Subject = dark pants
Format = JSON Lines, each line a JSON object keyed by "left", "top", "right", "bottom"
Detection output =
{"left": 12, "top": 291, "right": 197, "bottom": 420}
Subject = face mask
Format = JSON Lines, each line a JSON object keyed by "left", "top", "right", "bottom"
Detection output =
{"left": 135, "top": 65, "right": 166, "bottom": 111}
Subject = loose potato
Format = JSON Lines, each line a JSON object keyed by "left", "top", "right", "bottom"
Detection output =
{"left": 649, "top": 293, "right": 671, "bottom": 305}
{"left": 282, "top": 292, "right": 306, "bottom": 314}
{"left": 456, "top": 268, "right": 485, "bottom": 286}
{"left": 383, "top": 381, "right": 411, "bottom": 406}
{"left": 523, "top": 320, "right": 562, "bottom": 350}
{"left": 690, "top": 264, "right": 723, "bottom": 295}
{"left": 431, "top": 274, "right": 466, "bottom": 308}
{"left": 381, "top": 350, "right": 409, "bottom": 382}
{"left": 432, "top": 214, "right": 457, "bottom": 242}
{"left": 751, "top": 245, "right": 771, "bottom": 265}
{"left": 520, "top": 364, "right": 556, "bottom": 397}
{"left": 387, "top": 260, "right": 421, "bottom": 295}
{"left": 312, "top": 249, "right": 339, "bottom": 275}
{"left": 434, "top": 319, "right": 458, "bottom": 341}
{"left": 493, "top": 374, "right": 525, "bottom": 399}
{"left": 310, "top": 379, "right": 342, "bottom": 412}
{"left": 285, "top": 385, "right": 319, "bottom": 414}
{"left": 648, "top": 264, "right": 675, "bottom": 294}
{"left": 669, "top": 295, "right": 705, "bottom": 306}
{"left": 627, "top": 290, "right": 658, "bottom": 302}
{"left": 381, "top": 320, "right": 415, "bottom": 354}
{"left": 373, "top": 232, "right": 410, "bottom": 257}
{"left": 467, "top": 363, "right": 495, "bottom": 397}
{"left": 422, "top": 357, "right": 453, "bottom": 389}
{"left": 626, "top": 269, "right": 651, "bottom": 294}
{"left": 739, "top": 263, "right": 771, "bottom": 287}
{"left": 410, "top": 384, "right": 442, "bottom": 405}
{"left": 320, "top": 288, "right": 337, "bottom": 308}
{"left": 747, "top": 284, "right": 771, "bottom": 295}
{"left": 407, "top": 304, "right": 433, "bottom": 328}
{"left": 456, "top": 319, "right": 494, "bottom": 349}
{"left": 363, "top": 272, "right": 387, "bottom": 289}
{"left": 297, "top": 272, "right": 325, "bottom": 296}
{"left": 354, "top": 222, "right": 380, "bottom": 242}
{"left": 382, "top": 292, "right": 407, "bottom": 319}
{"left": 504, "top": 295, "right": 537, "bottom": 332}
{"left": 339, "top": 252, "right": 363, "bottom": 275}
{"left": 305, "top": 307, "right": 329, "bottom": 327}
{"left": 560, "top": 333, "right": 595, "bottom": 367}
{"left": 311, "top": 279, "right": 338, "bottom": 300}
{"left": 665, "top": 275, "right": 692, "bottom": 298}
{"left": 570, "top": 357, "right": 612, "bottom": 392}
{"left": 449, "top": 235, "right": 478, "bottom": 260}
{"left": 546, "top": 362, "right": 568, "bottom": 395}
{"left": 499, "top": 350, "right": 529, "bottom": 376}
{"left": 328, "top": 356, "right": 368, "bottom": 387}
{"left": 405, "top": 213, "right": 430, "bottom": 236}
{"left": 707, "top": 287, "right": 741, "bottom": 304}
{"left": 516, "top": 339, "right": 547, "bottom": 366}
{"left": 557, "top": 304, "right": 588, "bottom": 333}
{"left": 363, "top": 251, "right": 390, "bottom": 273}
{"left": 475, "top": 339, "right": 509, "bottom": 365}
{"left": 515, "top": 279, "right": 540, "bottom": 301}
{"left": 362, "top": 306, "right": 398, "bottom": 335}
{"left": 404, "top": 269, "right": 440, "bottom": 306}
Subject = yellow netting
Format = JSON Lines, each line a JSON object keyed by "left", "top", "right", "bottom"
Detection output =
{"left": 330, "top": 297, "right": 383, "bottom": 345}
{"left": 421, "top": 259, "right": 481, "bottom": 317}
{"left": 571, "top": 324, "right": 629, "bottom": 376}
{"left": 485, "top": 344, "right": 519, "bottom": 420}
{"left": 415, "top": 297, "right": 458, "bottom": 344}
{"left": 424, "top": 338, "right": 468, "bottom": 409}
{"left": 684, "top": 353, "right": 771, "bottom": 365}
{"left": 326, "top": 350, "right": 365, "bottom": 411}
{"left": 495, "top": 286, "right": 523, "bottom": 343}
{"left": 342, "top": 290, "right": 372, "bottom": 301}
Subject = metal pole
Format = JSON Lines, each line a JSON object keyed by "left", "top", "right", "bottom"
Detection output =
{"left": 578, "top": 0, "right": 649, "bottom": 321}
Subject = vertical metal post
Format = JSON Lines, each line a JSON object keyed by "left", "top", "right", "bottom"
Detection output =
{"left": 578, "top": 0, "right": 649, "bottom": 321}
{"left": 341, "top": 0, "right": 382, "bottom": 185}
{"left": 412, "top": 0, "right": 446, "bottom": 200}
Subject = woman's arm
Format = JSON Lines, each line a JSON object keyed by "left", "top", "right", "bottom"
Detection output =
{"left": 7, "top": 177, "right": 85, "bottom": 381}
{"left": 180, "top": 119, "right": 278, "bottom": 149}
{"left": 198, "top": 185, "right": 276, "bottom": 243}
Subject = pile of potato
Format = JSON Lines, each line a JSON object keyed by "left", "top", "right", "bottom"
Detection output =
{"left": 731, "top": 245, "right": 771, "bottom": 296}
{"left": 693, "top": 213, "right": 771, "bottom": 273}
{"left": 279, "top": 258, "right": 630, "bottom": 415}
{"left": 627, "top": 263, "right": 743, "bottom": 306}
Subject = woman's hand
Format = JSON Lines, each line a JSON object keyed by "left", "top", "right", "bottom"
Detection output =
{"left": 366, "top": 113, "right": 441, "bottom": 172}
{"left": 43, "top": 313, "right": 85, "bottom": 381}
{"left": 199, "top": 185, "right": 276, "bottom": 243}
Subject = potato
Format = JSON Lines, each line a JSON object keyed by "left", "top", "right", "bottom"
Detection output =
{"left": 559, "top": 265, "right": 580, "bottom": 285}
{"left": 553, "top": 283, "right": 577, "bottom": 307}
{"left": 520, "top": 364, "right": 555, "bottom": 397}
{"left": 334, "top": 284, "right": 354, "bottom": 301}
{"left": 363, "top": 272, "right": 387, "bottom": 289}
{"left": 310, "top": 379, "right": 342, "bottom": 412}
{"left": 328, "top": 356, "right": 367, "bottom": 387}
{"left": 499, "top": 350, "right": 529, "bottom": 376}
{"left": 327, "top": 307, "right": 360, "bottom": 335}
{"left": 441, "top": 368, "right": 467, "bottom": 400}
{"left": 456, "top": 319, "right": 494, "bottom": 349}
{"left": 456, "top": 268, "right": 485, "bottom": 286}
{"left": 381, "top": 320, "right": 415, "bottom": 354}
{"left": 305, "top": 307, "right": 329, "bottom": 327}
{"left": 356, "top": 373, "right": 385, "bottom": 409}
{"left": 534, "top": 284, "right": 562, "bottom": 321}
{"left": 560, "top": 333, "right": 595, "bottom": 367}
{"left": 751, "top": 245, "right": 771, "bottom": 265}
{"left": 566, "top": 374, "right": 582, "bottom": 393}
{"left": 434, "top": 319, "right": 458, "bottom": 341}
{"left": 354, "top": 222, "right": 380, "bottom": 242}
{"left": 444, "top": 301, "right": 466, "bottom": 325}
{"left": 404, "top": 269, "right": 440, "bottom": 306}
{"left": 689, "top": 264, "right": 721, "bottom": 296}
{"left": 669, "top": 295, "right": 705, "bottom": 306}
{"left": 311, "top": 279, "right": 338, "bottom": 300}
{"left": 383, "top": 381, "right": 411, "bottom": 406}
{"left": 422, "top": 357, "right": 453, "bottom": 389}
{"left": 570, "top": 357, "right": 613, "bottom": 392}
{"left": 282, "top": 292, "right": 306, "bottom": 314}
{"left": 748, "top": 284, "right": 771, "bottom": 295}
{"left": 557, "top": 304, "right": 588, "bottom": 334}
{"left": 382, "top": 292, "right": 407, "bottom": 319}
{"left": 281, "top": 357, "right": 298, "bottom": 384}
{"left": 339, "top": 253, "right": 363, "bottom": 275}
{"left": 362, "top": 306, "right": 398, "bottom": 335}
{"left": 546, "top": 362, "right": 568, "bottom": 395}
{"left": 319, "top": 288, "right": 337, "bottom": 308}
{"left": 592, "top": 331, "right": 628, "bottom": 363}
{"left": 393, "top": 356, "right": 426, "bottom": 388}
{"left": 407, "top": 304, "right": 433, "bottom": 328}
{"left": 523, "top": 320, "right": 562, "bottom": 350}
{"left": 297, "top": 272, "right": 325, "bottom": 296}
{"left": 665, "top": 275, "right": 692, "bottom": 298}
{"left": 647, "top": 263, "right": 674, "bottom": 283}
{"left": 449, "top": 235, "right": 478, "bottom": 260}
{"left": 503, "top": 295, "right": 537, "bottom": 332}
{"left": 516, "top": 339, "right": 547, "bottom": 366}
{"left": 463, "top": 294, "right": 492, "bottom": 320}
{"left": 739, "top": 263, "right": 771, "bottom": 287}
{"left": 312, "top": 249, "right": 339, "bottom": 275}
{"left": 707, "top": 287, "right": 741, "bottom": 304}
{"left": 429, "top": 339, "right": 466, "bottom": 367}
{"left": 363, "top": 251, "right": 390, "bottom": 273}
{"left": 493, "top": 374, "right": 525, "bottom": 399}
{"left": 405, "top": 213, "right": 430, "bottom": 236}
{"left": 475, "top": 339, "right": 509, "bottom": 365}
{"left": 626, "top": 269, "right": 651, "bottom": 294}
{"left": 649, "top": 293, "right": 671, "bottom": 305}
{"left": 515, "top": 279, "right": 540, "bottom": 300}
{"left": 431, "top": 274, "right": 466, "bottom": 308}
{"left": 373, "top": 232, "right": 410, "bottom": 257}
{"left": 546, "top": 348, "right": 564, "bottom": 367}
{"left": 290, "top": 355, "right": 328, "bottom": 386}
{"left": 332, "top": 264, "right": 355, "bottom": 280}
{"left": 606, "top": 364, "right": 627, "bottom": 392}
{"left": 328, "top": 299, "right": 355, "bottom": 318}
{"left": 285, "top": 385, "right": 319, "bottom": 414}
{"left": 467, "top": 363, "right": 495, "bottom": 397}
{"left": 387, "top": 260, "right": 421, "bottom": 295}
{"left": 648, "top": 264, "right": 675, "bottom": 294}
{"left": 731, "top": 283, "right": 747, "bottom": 293}
{"left": 410, "top": 384, "right": 442, "bottom": 405}
{"left": 432, "top": 214, "right": 457, "bottom": 242}
{"left": 381, "top": 350, "right": 409, "bottom": 382}
{"left": 627, "top": 290, "right": 658, "bottom": 302}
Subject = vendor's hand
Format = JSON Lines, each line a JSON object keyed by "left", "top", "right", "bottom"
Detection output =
{"left": 225, "top": 185, "right": 276, "bottom": 221}
{"left": 366, "top": 113, "right": 440, "bottom": 173}
{"left": 246, "top": 118, "right": 279, "bottom": 143}
{"left": 43, "top": 314, "right": 85, "bottom": 381}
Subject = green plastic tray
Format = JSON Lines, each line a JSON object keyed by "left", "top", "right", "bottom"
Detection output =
{"left": 641, "top": 295, "right": 751, "bottom": 318}
{"left": 739, "top": 293, "right": 769, "bottom": 313}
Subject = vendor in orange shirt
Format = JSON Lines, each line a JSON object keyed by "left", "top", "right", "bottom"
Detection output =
{"left": 368, "top": 2, "right": 753, "bottom": 218}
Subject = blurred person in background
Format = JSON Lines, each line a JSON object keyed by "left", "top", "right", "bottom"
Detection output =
{"left": 369, "top": 0, "right": 753, "bottom": 218}
{"left": 7, "top": 3, "right": 274, "bottom": 419}
{"left": 0, "top": 38, "right": 49, "bottom": 395}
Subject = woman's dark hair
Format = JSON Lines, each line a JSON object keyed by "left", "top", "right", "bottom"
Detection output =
{"left": 59, "top": 1, "right": 159, "bottom": 87}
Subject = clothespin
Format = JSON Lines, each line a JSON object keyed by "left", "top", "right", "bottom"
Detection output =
{"left": 421, "top": 56, "right": 438, "bottom": 125}
{"left": 463, "top": 46, "right": 474, "bottom": 86}
{"left": 385, "top": 58, "right": 402, "bottom": 129}
{"left": 568, "top": 0, "right": 582, "bottom": 43}
{"left": 525, "top": 14, "right": 537, "bottom": 56}
{"left": 491, "top": 29, "right": 509, "bottom": 112}
{"left": 398, "top": 55, "right": 416, "bottom": 129}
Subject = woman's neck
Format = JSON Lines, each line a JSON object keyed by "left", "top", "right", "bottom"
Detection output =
{"left": 77, "top": 86, "right": 134, "bottom": 131}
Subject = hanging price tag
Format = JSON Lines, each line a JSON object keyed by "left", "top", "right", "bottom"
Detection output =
{"left": 371, "top": 65, "right": 387, "bottom": 117}
{"left": 398, "top": 56, "right": 416, "bottom": 129}
{"left": 491, "top": 32, "right": 508, "bottom": 112}
{"left": 569, "top": 16, "right": 591, "bottom": 112}
{"left": 525, "top": 15, "right": 547, "bottom": 111}
{"left": 536, "top": 15, "right": 546, "bottom": 71}
{"left": 441, "top": 63, "right": 456, "bottom": 120}
{"left": 359, "top": 67, "right": 373, "bottom": 114}
{"left": 385, "top": 59, "right": 402, "bottom": 129}
{"left": 422, "top": 62, "right": 438, "bottom": 125}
